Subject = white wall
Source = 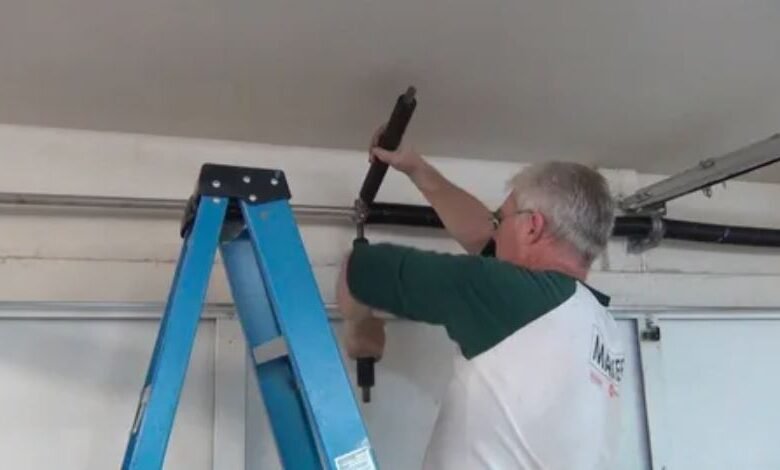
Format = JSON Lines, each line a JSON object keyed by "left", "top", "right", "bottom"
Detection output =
{"left": 4, "top": 124, "right": 780, "bottom": 308}
{"left": 2, "top": 124, "right": 780, "bottom": 469}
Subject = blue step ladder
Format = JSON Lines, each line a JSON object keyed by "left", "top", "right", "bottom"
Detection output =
{"left": 122, "top": 164, "right": 378, "bottom": 470}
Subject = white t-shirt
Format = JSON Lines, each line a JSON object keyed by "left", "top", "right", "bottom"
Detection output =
{"left": 423, "top": 283, "right": 624, "bottom": 470}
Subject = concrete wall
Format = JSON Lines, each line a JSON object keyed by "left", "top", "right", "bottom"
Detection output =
{"left": 2, "top": 124, "right": 780, "bottom": 469}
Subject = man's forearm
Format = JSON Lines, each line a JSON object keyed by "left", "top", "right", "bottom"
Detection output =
{"left": 409, "top": 161, "right": 494, "bottom": 254}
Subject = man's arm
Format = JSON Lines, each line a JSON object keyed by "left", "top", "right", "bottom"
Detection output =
{"left": 344, "top": 242, "right": 478, "bottom": 323}
{"left": 410, "top": 158, "right": 495, "bottom": 254}
{"left": 371, "top": 145, "right": 494, "bottom": 255}
{"left": 344, "top": 243, "right": 575, "bottom": 359}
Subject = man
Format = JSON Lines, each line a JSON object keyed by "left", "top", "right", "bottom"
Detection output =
{"left": 337, "top": 137, "right": 623, "bottom": 469}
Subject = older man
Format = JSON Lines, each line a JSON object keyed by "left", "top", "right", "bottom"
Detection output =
{"left": 337, "top": 141, "right": 623, "bottom": 469}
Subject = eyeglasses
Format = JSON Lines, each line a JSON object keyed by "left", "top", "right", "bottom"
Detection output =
{"left": 490, "top": 209, "right": 534, "bottom": 230}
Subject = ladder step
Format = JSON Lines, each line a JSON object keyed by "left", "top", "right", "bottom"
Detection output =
{"left": 252, "top": 337, "right": 289, "bottom": 365}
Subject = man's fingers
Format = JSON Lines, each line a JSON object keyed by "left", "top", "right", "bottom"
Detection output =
{"left": 371, "top": 124, "right": 387, "bottom": 148}
{"left": 343, "top": 316, "right": 386, "bottom": 359}
{"left": 371, "top": 147, "right": 393, "bottom": 163}
{"left": 368, "top": 124, "right": 388, "bottom": 162}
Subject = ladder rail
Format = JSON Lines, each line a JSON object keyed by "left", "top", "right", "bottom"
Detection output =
{"left": 240, "top": 199, "right": 378, "bottom": 469}
{"left": 221, "top": 234, "right": 322, "bottom": 468}
{"left": 122, "top": 197, "right": 228, "bottom": 470}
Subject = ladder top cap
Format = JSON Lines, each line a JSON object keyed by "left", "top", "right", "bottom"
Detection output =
{"left": 196, "top": 163, "right": 291, "bottom": 203}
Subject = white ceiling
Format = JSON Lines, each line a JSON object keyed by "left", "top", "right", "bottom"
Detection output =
{"left": 2, "top": 1, "right": 780, "bottom": 179}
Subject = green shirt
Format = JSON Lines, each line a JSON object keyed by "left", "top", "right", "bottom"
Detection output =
{"left": 347, "top": 243, "right": 609, "bottom": 359}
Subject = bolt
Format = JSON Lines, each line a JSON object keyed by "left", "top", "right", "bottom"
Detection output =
{"left": 249, "top": 194, "right": 258, "bottom": 202}
{"left": 699, "top": 158, "right": 715, "bottom": 169}
{"left": 243, "top": 175, "right": 251, "bottom": 184}
{"left": 212, "top": 180, "right": 221, "bottom": 188}
{"left": 271, "top": 178, "right": 279, "bottom": 186}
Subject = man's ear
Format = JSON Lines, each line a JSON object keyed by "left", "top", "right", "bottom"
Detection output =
{"left": 527, "top": 211, "right": 546, "bottom": 243}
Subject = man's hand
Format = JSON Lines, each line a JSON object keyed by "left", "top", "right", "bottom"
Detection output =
{"left": 343, "top": 316, "right": 386, "bottom": 360}
{"left": 367, "top": 124, "right": 494, "bottom": 254}
{"left": 369, "top": 124, "right": 425, "bottom": 176}
{"left": 372, "top": 147, "right": 425, "bottom": 176}
{"left": 336, "top": 252, "right": 386, "bottom": 359}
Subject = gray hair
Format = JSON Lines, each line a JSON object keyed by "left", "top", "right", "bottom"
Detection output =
{"left": 508, "top": 161, "right": 615, "bottom": 264}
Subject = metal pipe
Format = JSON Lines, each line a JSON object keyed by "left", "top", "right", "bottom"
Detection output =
{"left": 619, "top": 133, "right": 780, "bottom": 213}
{"left": 0, "top": 192, "right": 184, "bottom": 211}
{"left": 354, "top": 86, "right": 417, "bottom": 403}
{"left": 2, "top": 301, "right": 779, "bottom": 321}
{"left": 0, "top": 300, "right": 393, "bottom": 321}
{"left": 366, "top": 202, "right": 780, "bottom": 249}
{"left": 0, "top": 191, "right": 355, "bottom": 221}
{"left": 8, "top": 191, "right": 780, "bottom": 249}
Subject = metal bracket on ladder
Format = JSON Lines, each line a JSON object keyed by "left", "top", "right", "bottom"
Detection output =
{"left": 122, "top": 163, "right": 378, "bottom": 470}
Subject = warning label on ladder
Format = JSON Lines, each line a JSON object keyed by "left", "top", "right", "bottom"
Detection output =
{"left": 334, "top": 446, "right": 377, "bottom": 470}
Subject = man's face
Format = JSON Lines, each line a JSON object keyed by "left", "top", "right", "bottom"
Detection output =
{"left": 494, "top": 192, "right": 545, "bottom": 265}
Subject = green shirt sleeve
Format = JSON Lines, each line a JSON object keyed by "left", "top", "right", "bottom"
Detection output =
{"left": 347, "top": 243, "right": 578, "bottom": 358}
